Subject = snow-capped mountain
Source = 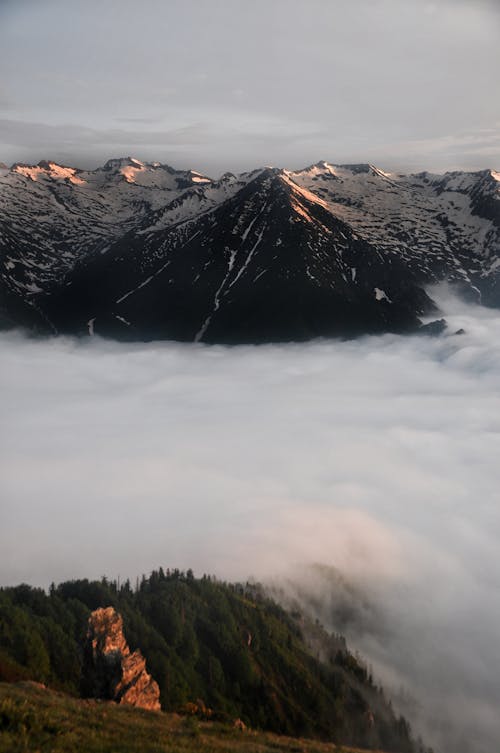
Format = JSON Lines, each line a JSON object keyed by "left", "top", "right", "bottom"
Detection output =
{"left": 1, "top": 157, "right": 499, "bottom": 341}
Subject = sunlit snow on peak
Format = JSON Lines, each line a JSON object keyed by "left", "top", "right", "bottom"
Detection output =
{"left": 189, "top": 170, "right": 212, "bottom": 184}
{"left": 120, "top": 163, "right": 145, "bottom": 183}
{"left": 12, "top": 161, "right": 86, "bottom": 185}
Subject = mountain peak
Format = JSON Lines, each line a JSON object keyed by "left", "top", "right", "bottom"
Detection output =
{"left": 103, "top": 156, "right": 144, "bottom": 171}
{"left": 11, "top": 160, "right": 85, "bottom": 184}
{"left": 294, "top": 161, "right": 340, "bottom": 179}
{"left": 314, "top": 160, "right": 336, "bottom": 171}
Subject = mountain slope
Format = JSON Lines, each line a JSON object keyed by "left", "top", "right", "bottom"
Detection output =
{"left": 0, "top": 571, "right": 428, "bottom": 752}
{"left": 289, "top": 162, "right": 500, "bottom": 304}
{"left": 1, "top": 157, "right": 499, "bottom": 341}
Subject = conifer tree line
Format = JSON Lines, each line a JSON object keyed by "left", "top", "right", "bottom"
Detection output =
{"left": 0, "top": 569, "right": 431, "bottom": 752}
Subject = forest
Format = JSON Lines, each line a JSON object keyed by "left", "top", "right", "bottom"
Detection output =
{"left": 0, "top": 569, "right": 430, "bottom": 752}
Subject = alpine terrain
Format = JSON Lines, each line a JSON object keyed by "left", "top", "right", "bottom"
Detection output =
{"left": 1, "top": 157, "right": 499, "bottom": 342}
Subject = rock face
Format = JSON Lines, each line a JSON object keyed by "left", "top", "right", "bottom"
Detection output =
{"left": 82, "top": 606, "right": 160, "bottom": 711}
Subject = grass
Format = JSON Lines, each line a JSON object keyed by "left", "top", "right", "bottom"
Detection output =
{"left": 0, "top": 681, "right": 387, "bottom": 753}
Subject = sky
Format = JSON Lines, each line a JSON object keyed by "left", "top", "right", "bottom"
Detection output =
{"left": 1, "top": 290, "right": 500, "bottom": 752}
{"left": 1, "top": 0, "right": 499, "bottom": 174}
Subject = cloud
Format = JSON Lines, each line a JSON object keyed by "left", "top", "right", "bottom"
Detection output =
{"left": 0, "top": 118, "right": 213, "bottom": 149}
{"left": 0, "top": 116, "right": 326, "bottom": 172}
{"left": 373, "top": 125, "right": 500, "bottom": 171}
{"left": 1, "top": 289, "right": 500, "bottom": 752}
{"left": 1, "top": 114, "right": 498, "bottom": 176}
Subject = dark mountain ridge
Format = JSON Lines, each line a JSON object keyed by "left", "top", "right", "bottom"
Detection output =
{"left": 1, "top": 157, "right": 498, "bottom": 341}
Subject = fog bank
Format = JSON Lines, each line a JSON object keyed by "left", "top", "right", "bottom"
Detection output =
{"left": 1, "top": 290, "right": 499, "bottom": 752}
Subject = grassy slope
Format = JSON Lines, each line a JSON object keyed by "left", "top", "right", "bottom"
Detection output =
{"left": 0, "top": 682, "right": 387, "bottom": 753}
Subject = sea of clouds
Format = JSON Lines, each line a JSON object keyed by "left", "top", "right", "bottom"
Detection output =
{"left": 1, "top": 288, "right": 499, "bottom": 752}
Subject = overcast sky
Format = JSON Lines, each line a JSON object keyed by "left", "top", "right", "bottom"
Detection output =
{"left": 1, "top": 0, "right": 499, "bottom": 174}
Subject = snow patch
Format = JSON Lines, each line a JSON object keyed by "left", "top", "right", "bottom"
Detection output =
{"left": 115, "top": 314, "right": 131, "bottom": 326}
{"left": 121, "top": 165, "right": 145, "bottom": 183}
{"left": 116, "top": 275, "right": 154, "bottom": 303}
{"left": 229, "top": 224, "right": 266, "bottom": 290}
{"left": 194, "top": 249, "right": 236, "bottom": 342}
{"left": 25, "top": 282, "right": 43, "bottom": 293}
{"left": 374, "top": 287, "right": 391, "bottom": 302}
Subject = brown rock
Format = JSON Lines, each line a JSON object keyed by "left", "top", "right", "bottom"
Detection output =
{"left": 82, "top": 606, "right": 161, "bottom": 711}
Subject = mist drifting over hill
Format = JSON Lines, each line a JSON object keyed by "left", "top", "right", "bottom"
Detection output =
{"left": 1, "top": 288, "right": 499, "bottom": 752}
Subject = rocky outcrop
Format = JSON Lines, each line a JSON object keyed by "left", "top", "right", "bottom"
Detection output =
{"left": 82, "top": 606, "right": 160, "bottom": 711}
{"left": 417, "top": 318, "right": 448, "bottom": 336}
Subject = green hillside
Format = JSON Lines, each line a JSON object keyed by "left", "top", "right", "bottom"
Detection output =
{"left": 0, "top": 570, "right": 430, "bottom": 752}
{"left": 0, "top": 681, "right": 408, "bottom": 753}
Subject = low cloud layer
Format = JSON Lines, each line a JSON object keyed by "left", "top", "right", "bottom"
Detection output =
{"left": 1, "top": 290, "right": 499, "bottom": 752}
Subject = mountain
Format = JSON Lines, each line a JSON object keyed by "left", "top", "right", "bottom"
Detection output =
{"left": 1, "top": 157, "right": 499, "bottom": 341}
{"left": 0, "top": 570, "right": 430, "bottom": 752}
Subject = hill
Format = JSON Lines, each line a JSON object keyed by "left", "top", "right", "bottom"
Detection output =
{"left": 0, "top": 570, "right": 430, "bottom": 752}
